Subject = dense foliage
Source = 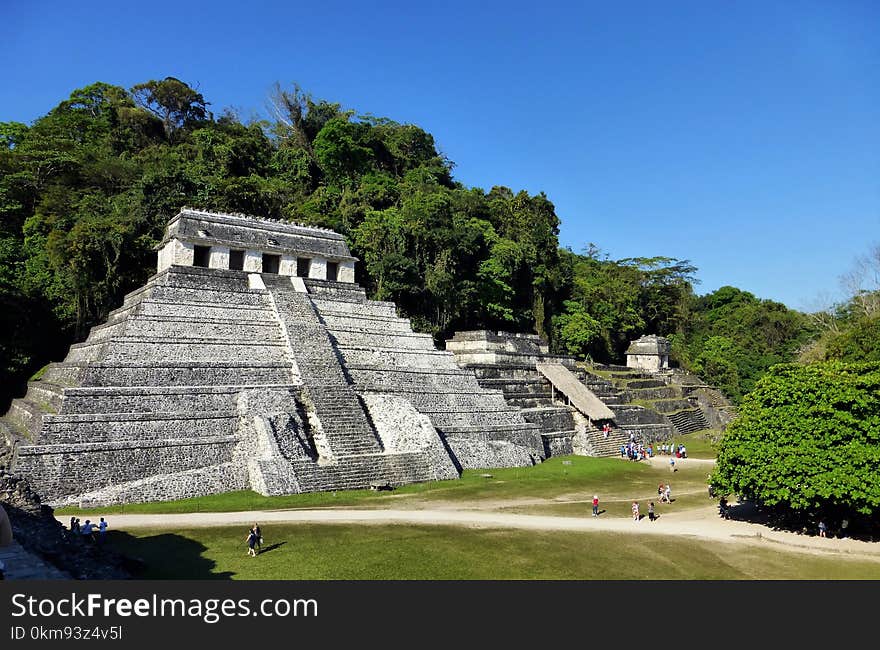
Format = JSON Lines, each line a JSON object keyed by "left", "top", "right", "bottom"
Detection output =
{"left": 551, "top": 248, "right": 698, "bottom": 362}
{"left": 670, "top": 286, "right": 815, "bottom": 402}
{"left": 0, "top": 79, "right": 815, "bottom": 407}
{"left": 799, "top": 283, "right": 880, "bottom": 365}
{"left": 710, "top": 362, "right": 880, "bottom": 528}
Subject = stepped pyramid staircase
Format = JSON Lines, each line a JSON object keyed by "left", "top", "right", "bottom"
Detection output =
{"left": 580, "top": 365, "right": 710, "bottom": 436}
{"left": 305, "top": 280, "right": 545, "bottom": 468}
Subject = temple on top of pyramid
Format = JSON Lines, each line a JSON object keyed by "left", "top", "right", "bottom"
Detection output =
{"left": 0, "top": 209, "right": 548, "bottom": 507}
{"left": 156, "top": 208, "right": 357, "bottom": 281}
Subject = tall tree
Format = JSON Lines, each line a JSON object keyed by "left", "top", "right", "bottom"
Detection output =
{"left": 130, "top": 77, "right": 210, "bottom": 139}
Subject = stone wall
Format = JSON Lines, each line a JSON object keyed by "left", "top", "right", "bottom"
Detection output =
{"left": 542, "top": 432, "right": 573, "bottom": 457}
{"left": 16, "top": 437, "right": 240, "bottom": 500}
{"left": 360, "top": 392, "right": 459, "bottom": 481}
{"left": 209, "top": 245, "right": 230, "bottom": 270}
{"left": 442, "top": 435, "right": 539, "bottom": 469}
{"left": 68, "top": 362, "right": 296, "bottom": 388}
{"left": 626, "top": 353, "right": 664, "bottom": 372}
{"left": 40, "top": 412, "right": 239, "bottom": 444}
{"left": 338, "top": 260, "right": 355, "bottom": 283}
{"left": 69, "top": 462, "right": 249, "bottom": 508}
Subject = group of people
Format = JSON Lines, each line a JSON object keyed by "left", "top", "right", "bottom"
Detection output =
{"left": 630, "top": 485, "right": 673, "bottom": 522}
{"left": 617, "top": 435, "right": 687, "bottom": 463}
{"left": 68, "top": 516, "right": 108, "bottom": 544}
{"left": 631, "top": 500, "right": 658, "bottom": 522}
{"left": 591, "top": 483, "right": 673, "bottom": 522}
{"left": 619, "top": 441, "right": 653, "bottom": 461}
{"left": 818, "top": 518, "right": 849, "bottom": 539}
{"left": 657, "top": 443, "right": 687, "bottom": 458}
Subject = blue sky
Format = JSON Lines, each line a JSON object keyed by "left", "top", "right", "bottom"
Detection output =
{"left": 3, "top": 1, "right": 878, "bottom": 310}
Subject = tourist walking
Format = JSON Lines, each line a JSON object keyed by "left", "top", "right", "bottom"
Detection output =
{"left": 592, "top": 495, "right": 599, "bottom": 517}
{"left": 669, "top": 456, "right": 676, "bottom": 472}
{"left": 252, "top": 523, "right": 263, "bottom": 552}
{"left": 632, "top": 501, "right": 640, "bottom": 521}
{"left": 648, "top": 502, "right": 656, "bottom": 522}
{"left": 98, "top": 517, "right": 108, "bottom": 545}
{"left": 664, "top": 484, "right": 671, "bottom": 504}
{"left": 818, "top": 520, "right": 827, "bottom": 538}
{"left": 245, "top": 527, "right": 259, "bottom": 556}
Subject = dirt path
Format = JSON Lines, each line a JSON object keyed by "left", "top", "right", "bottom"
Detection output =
{"left": 62, "top": 502, "right": 880, "bottom": 560}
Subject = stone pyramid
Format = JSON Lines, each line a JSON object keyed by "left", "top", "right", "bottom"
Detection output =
{"left": 1, "top": 209, "right": 544, "bottom": 506}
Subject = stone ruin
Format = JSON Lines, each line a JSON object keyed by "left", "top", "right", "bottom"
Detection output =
{"left": 625, "top": 334, "right": 671, "bottom": 372}
{"left": 445, "top": 330, "right": 726, "bottom": 454}
{"left": 446, "top": 330, "right": 663, "bottom": 457}
{"left": 0, "top": 209, "right": 545, "bottom": 507}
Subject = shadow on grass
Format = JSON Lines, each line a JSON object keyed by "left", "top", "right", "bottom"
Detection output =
{"left": 107, "top": 531, "right": 234, "bottom": 580}
{"left": 717, "top": 501, "right": 880, "bottom": 542}
{"left": 257, "top": 541, "right": 286, "bottom": 555}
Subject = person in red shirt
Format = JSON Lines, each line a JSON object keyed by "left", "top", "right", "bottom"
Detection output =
{"left": 592, "top": 495, "right": 599, "bottom": 517}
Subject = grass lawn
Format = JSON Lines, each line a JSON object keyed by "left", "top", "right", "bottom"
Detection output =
{"left": 57, "top": 456, "right": 714, "bottom": 516}
{"left": 673, "top": 430, "right": 721, "bottom": 458}
{"left": 107, "top": 523, "right": 880, "bottom": 580}
{"left": 65, "top": 450, "right": 880, "bottom": 580}
{"left": 508, "top": 488, "right": 713, "bottom": 519}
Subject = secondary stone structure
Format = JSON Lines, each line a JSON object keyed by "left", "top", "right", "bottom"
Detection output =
{"left": 625, "top": 334, "right": 671, "bottom": 372}
{"left": 445, "top": 330, "right": 713, "bottom": 457}
{"left": 0, "top": 209, "right": 543, "bottom": 507}
{"left": 446, "top": 331, "right": 633, "bottom": 457}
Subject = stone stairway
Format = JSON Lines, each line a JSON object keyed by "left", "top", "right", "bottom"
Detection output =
{"left": 583, "top": 365, "right": 718, "bottom": 438}
{"left": 262, "top": 275, "right": 383, "bottom": 458}
{"left": 256, "top": 276, "right": 456, "bottom": 489}
{"left": 581, "top": 423, "right": 632, "bottom": 457}
{"left": 306, "top": 286, "right": 545, "bottom": 469}
{"left": 290, "top": 451, "right": 433, "bottom": 492}
{"left": 468, "top": 365, "right": 583, "bottom": 457}
{"left": 667, "top": 409, "right": 710, "bottom": 434}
